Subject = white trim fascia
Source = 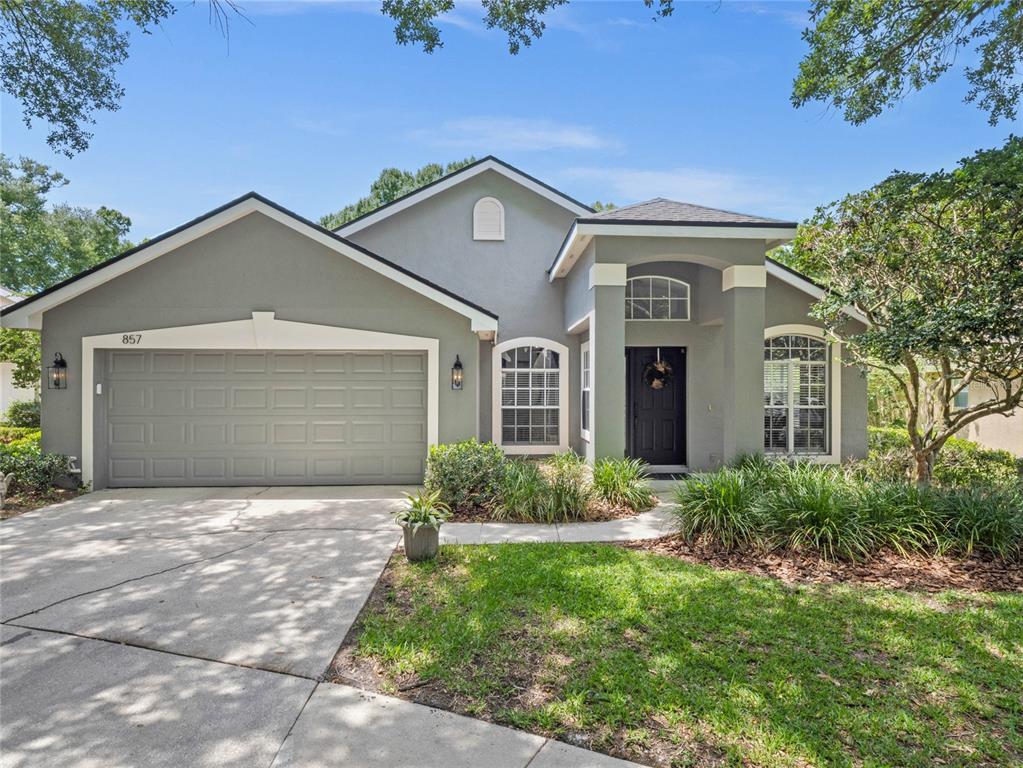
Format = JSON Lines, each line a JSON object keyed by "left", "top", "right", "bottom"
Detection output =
{"left": 2, "top": 198, "right": 499, "bottom": 335}
{"left": 491, "top": 336, "right": 570, "bottom": 455}
{"left": 722, "top": 265, "right": 767, "bottom": 291}
{"left": 588, "top": 263, "right": 627, "bottom": 289}
{"left": 550, "top": 222, "right": 798, "bottom": 280}
{"left": 566, "top": 313, "right": 591, "bottom": 334}
{"left": 766, "top": 261, "right": 867, "bottom": 325}
{"left": 80, "top": 313, "right": 440, "bottom": 487}
{"left": 337, "top": 159, "right": 591, "bottom": 237}
{"left": 764, "top": 323, "right": 842, "bottom": 464}
{"left": 580, "top": 339, "right": 591, "bottom": 443}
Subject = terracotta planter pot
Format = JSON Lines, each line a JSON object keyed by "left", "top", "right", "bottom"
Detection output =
{"left": 402, "top": 524, "right": 440, "bottom": 562}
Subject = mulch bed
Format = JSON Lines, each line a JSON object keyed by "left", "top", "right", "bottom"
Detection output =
{"left": 0, "top": 489, "right": 80, "bottom": 520}
{"left": 625, "top": 535, "right": 1023, "bottom": 593}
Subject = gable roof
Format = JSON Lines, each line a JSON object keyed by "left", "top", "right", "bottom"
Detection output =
{"left": 334, "top": 155, "right": 594, "bottom": 236}
{"left": 582, "top": 198, "right": 794, "bottom": 227}
{"left": 0, "top": 192, "right": 499, "bottom": 332}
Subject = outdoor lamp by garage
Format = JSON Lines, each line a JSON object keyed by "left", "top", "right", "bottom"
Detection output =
{"left": 47, "top": 353, "right": 68, "bottom": 389}
{"left": 451, "top": 355, "right": 464, "bottom": 391}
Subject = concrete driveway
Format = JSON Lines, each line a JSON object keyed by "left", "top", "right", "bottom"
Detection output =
{"left": 0, "top": 488, "right": 639, "bottom": 768}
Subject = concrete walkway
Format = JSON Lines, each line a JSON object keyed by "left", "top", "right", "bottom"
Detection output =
{"left": 1, "top": 487, "right": 645, "bottom": 768}
{"left": 441, "top": 505, "right": 675, "bottom": 545}
{"left": 442, "top": 478, "right": 679, "bottom": 545}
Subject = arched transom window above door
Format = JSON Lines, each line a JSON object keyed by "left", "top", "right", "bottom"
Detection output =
{"left": 625, "top": 276, "right": 690, "bottom": 320}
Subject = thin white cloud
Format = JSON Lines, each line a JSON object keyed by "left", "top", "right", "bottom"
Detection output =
{"left": 411, "top": 117, "right": 616, "bottom": 152}
{"left": 437, "top": 9, "right": 489, "bottom": 36}
{"left": 734, "top": 1, "right": 810, "bottom": 31}
{"left": 563, "top": 165, "right": 811, "bottom": 218}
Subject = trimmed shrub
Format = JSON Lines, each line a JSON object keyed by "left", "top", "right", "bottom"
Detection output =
{"left": 2, "top": 399, "right": 40, "bottom": 428}
{"left": 0, "top": 433, "right": 74, "bottom": 493}
{"left": 425, "top": 439, "right": 506, "bottom": 513}
{"left": 758, "top": 466, "right": 874, "bottom": 562}
{"left": 672, "top": 468, "right": 763, "bottom": 551}
{"left": 932, "top": 483, "right": 1023, "bottom": 560}
{"left": 592, "top": 457, "right": 655, "bottom": 511}
{"left": 0, "top": 426, "right": 40, "bottom": 444}
{"left": 864, "top": 427, "right": 1020, "bottom": 486}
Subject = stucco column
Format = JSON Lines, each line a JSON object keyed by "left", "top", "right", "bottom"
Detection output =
{"left": 722, "top": 266, "right": 766, "bottom": 461}
{"left": 590, "top": 264, "right": 627, "bottom": 459}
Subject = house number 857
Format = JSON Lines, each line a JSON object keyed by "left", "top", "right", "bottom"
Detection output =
{"left": 121, "top": 334, "right": 142, "bottom": 345}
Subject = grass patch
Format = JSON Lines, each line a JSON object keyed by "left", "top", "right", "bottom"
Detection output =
{"left": 350, "top": 543, "right": 1023, "bottom": 767}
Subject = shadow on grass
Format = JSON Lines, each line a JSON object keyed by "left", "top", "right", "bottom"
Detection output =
{"left": 356, "top": 543, "right": 1023, "bottom": 767}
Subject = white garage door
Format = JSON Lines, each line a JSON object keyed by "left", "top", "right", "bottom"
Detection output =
{"left": 102, "top": 349, "right": 428, "bottom": 486}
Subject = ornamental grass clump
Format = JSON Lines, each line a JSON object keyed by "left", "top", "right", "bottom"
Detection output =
{"left": 932, "top": 483, "right": 1023, "bottom": 561}
{"left": 759, "top": 465, "right": 874, "bottom": 562}
{"left": 856, "top": 481, "right": 939, "bottom": 556}
{"left": 671, "top": 467, "right": 764, "bottom": 552}
{"left": 497, "top": 453, "right": 592, "bottom": 523}
{"left": 592, "top": 457, "right": 655, "bottom": 511}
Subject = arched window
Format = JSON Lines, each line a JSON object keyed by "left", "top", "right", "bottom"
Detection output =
{"left": 625, "top": 276, "right": 690, "bottom": 320}
{"left": 492, "top": 338, "right": 568, "bottom": 452}
{"left": 763, "top": 333, "right": 830, "bottom": 455}
{"left": 473, "top": 197, "right": 505, "bottom": 240}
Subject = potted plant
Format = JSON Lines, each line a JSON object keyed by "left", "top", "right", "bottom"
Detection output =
{"left": 395, "top": 489, "right": 451, "bottom": 562}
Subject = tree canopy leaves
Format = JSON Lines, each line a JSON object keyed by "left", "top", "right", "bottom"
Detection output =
{"left": 1, "top": 154, "right": 132, "bottom": 294}
{"left": 381, "top": 0, "right": 674, "bottom": 54}
{"left": 0, "top": 0, "right": 174, "bottom": 156}
{"left": 795, "top": 136, "right": 1023, "bottom": 479}
{"left": 320, "top": 157, "right": 478, "bottom": 229}
{"left": 793, "top": 0, "right": 1023, "bottom": 125}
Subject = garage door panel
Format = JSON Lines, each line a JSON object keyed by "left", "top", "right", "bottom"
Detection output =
{"left": 103, "top": 349, "right": 427, "bottom": 486}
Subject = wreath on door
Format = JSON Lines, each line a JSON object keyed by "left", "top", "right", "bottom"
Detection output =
{"left": 643, "top": 358, "right": 674, "bottom": 390}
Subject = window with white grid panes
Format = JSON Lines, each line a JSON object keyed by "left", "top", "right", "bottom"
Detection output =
{"left": 763, "top": 334, "right": 829, "bottom": 454}
{"left": 500, "top": 345, "right": 561, "bottom": 446}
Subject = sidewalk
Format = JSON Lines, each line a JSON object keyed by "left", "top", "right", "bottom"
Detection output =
{"left": 440, "top": 504, "right": 675, "bottom": 545}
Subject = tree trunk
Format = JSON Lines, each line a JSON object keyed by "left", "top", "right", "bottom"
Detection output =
{"left": 913, "top": 450, "right": 935, "bottom": 487}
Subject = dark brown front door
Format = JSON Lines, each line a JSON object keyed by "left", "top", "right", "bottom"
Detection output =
{"left": 626, "top": 347, "right": 685, "bottom": 465}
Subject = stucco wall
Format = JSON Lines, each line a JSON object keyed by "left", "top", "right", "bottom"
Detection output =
{"left": 959, "top": 381, "right": 1023, "bottom": 457}
{"left": 40, "top": 212, "right": 481, "bottom": 466}
{"left": 345, "top": 169, "right": 584, "bottom": 449}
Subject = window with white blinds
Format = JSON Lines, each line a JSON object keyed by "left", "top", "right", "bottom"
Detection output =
{"left": 763, "top": 334, "right": 829, "bottom": 454}
{"left": 500, "top": 345, "right": 561, "bottom": 445}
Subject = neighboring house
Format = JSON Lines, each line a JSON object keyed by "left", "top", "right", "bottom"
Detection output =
{"left": 0, "top": 157, "right": 867, "bottom": 489}
{"left": 0, "top": 286, "right": 38, "bottom": 415}
{"left": 956, "top": 380, "right": 1023, "bottom": 457}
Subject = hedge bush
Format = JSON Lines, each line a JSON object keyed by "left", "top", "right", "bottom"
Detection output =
{"left": 0, "top": 432, "right": 75, "bottom": 493}
{"left": 863, "top": 427, "right": 1021, "bottom": 486}
{"left": 2, "top": 400, "right": 40, "bottom": 428}
{"left": 0, "top": 426, "right": 39, "bottom": 444}
{"left": 425, "top": 439, "right": 506, "bottom": 513}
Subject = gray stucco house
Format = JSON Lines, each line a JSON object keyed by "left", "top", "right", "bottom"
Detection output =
{"left": 1, "top": 157, "right": 867, "bottom": 489}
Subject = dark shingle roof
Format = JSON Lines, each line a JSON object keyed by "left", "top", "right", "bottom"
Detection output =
{"left": 580, "top": 198, "right": 794, "bottom": 227}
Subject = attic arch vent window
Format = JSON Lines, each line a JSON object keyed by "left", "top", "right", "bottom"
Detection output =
{"left": 473, "top": 197, "right": 505, "bottom": 241}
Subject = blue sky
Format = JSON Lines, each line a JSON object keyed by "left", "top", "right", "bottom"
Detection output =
{"left": 2, "top": 0, "right": 1017, "bottom": 239}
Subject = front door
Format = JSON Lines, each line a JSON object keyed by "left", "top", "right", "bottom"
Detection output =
{"left": 626, "top": 347, "right": 685, "bottom": 465}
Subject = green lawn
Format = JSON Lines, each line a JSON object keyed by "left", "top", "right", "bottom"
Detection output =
{"left": 353, "top": 544, "right": 1022, "bottom": 768}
